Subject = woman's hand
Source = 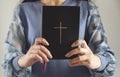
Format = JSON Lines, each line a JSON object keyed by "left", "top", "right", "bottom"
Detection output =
{"left": 18, "top": 38, "right": 53, "bottom": 68}
{"left": 65, "top": 40, "right": 101, "bottom": 70}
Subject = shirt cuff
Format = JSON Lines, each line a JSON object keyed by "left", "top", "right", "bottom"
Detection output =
{"left": 12, "top": 55, "right": 23, "bottom": 72}
{"left": 95, "top": 54, "right": 108, "bottom": 71}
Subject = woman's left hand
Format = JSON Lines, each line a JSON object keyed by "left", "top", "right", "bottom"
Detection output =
{"left": 65, "top": 40, "right": 101, "bottom": 70}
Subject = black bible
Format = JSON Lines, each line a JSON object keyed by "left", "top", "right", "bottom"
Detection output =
{"left": 42, "top": 6, "right": 80, "bottom": 59}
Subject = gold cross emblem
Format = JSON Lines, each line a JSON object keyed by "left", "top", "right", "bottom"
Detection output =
{"left": 53, "top": 21, "right": 68, "bottom": 45}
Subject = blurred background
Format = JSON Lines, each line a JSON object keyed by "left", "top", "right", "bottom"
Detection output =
{"left": 0, "top": 0, "right": 120, "bottom": 77}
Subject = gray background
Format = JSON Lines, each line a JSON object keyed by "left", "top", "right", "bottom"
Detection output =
{"left": 0, "top": 0, "right": 120, "bottom": 77}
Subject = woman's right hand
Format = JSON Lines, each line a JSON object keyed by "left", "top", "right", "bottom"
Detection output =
{"left": 18, "top": 38, "right": 53, "bottom": 68}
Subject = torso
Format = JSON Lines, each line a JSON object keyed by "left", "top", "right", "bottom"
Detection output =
{"left": 20, "top": 0, "right": 91, "bottom": 77}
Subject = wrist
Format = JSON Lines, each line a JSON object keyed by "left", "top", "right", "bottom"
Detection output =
{"left": 18, "top": 55, "right": 26, "bottom": 68}
{"left": 89, "top": 55, "right": 101, "bottom": 69}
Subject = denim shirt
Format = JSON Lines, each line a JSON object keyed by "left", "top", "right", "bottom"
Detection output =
{"left": 2, "top": 0, "right": 116, "bottom": 77}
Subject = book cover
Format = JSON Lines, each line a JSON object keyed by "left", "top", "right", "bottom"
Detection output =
{"left": 42, "top": 6, "right": 80, "bottom": 59}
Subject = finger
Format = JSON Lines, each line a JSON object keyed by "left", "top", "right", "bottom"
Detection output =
{"left": 79, "top": 55, "right": 88, "bottom": 61}
{"left": 69, "top": 61, "right": 87, "bottom": 67}
{"left": 30, "top": 45, "right": 41, "bottom": 50}
{"left": 34, "top": 38, "right": 49, "bottom": 46}
{"left": 69, "top": 61, "right": 82, "bottom": 67}
{"left": 31, "top": 45, "right": 47, "bottom": 51}
{"left": 31, "top": 45, "right": 53, "bottom": 59}
{"left": 31, "top": 54, "right": 43, "bottom": 63}
{"left": 40, "top": 45, "right": 53, "bottom": 59}
{"left": 69, "top": 57, "right": 79, "bottom": 64}
{"left": 65, "top": 48, "right": 85, "bottom": 57}
{"left": 31, "top": 51, "right": 49, "bottom": 63}
{"left": 71, "top": 40, "right": 87, "bottom": 48}
{"left": 69, "top": 55, "right": 88, "bottom": 65}
{"left": 37, "top": 50, "right": 49, "bottom": 62}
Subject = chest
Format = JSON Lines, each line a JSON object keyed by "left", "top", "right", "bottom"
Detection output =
{"left": 22, "top": 2, "right": 88, "bottom": 46}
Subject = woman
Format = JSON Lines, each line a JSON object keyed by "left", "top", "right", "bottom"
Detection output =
{"left": 2, "top": 0, "right": 116, "bottom": 77}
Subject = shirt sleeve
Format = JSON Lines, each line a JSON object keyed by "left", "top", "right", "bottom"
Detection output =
{"left": 12, "top": 55, "right": 24, "bottom": 72}
{"left": 2, "top": 4, "right": 31, "bottom": 77}
{"left": 87, "top": 1, "right": 116, "bottom": 77}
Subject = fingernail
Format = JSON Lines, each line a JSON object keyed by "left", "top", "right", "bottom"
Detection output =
{"left": 71, "top": 43, "right": 74, "bottom": 47}
{"left": 46, "top": 59, "right": 49, "bottom": 62}
{"left": 49, "top": 53, "right": 53, "bottom": 58}
{"left": 45, "top": 42, "right": 49, "bottom": 46}
{"left": 47, "top": 42, "right": 49, "bottom": 46}
{"left": 71, "top": 43, "right": 76, "bottom": 47}
{"left": 71, "top": 45, "right": 74, "bottom": 47}
{"left": 50, "top": 55, "right": 53, "bottom": 58}
{"left": 65, "top": 53, "right": 69, "bottom": 57}
{"left": 41, "top": 60, "right": 43, "bottom": 64}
